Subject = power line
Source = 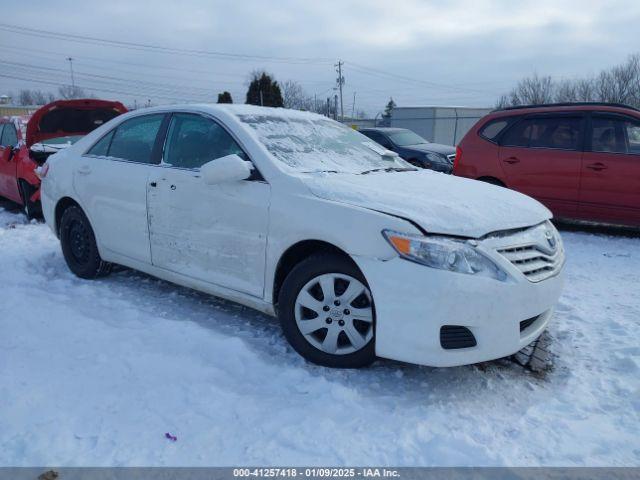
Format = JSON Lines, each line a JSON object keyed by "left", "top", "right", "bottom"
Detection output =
{"left": 0, "top": 23, "right": 334, "bottom": 65}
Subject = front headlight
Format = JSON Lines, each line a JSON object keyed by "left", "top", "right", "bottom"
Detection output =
{"left": 382, "top": 230, "right": 507, "bottom": 281}
{"left": 425, "top": 152, "right": 446, "bottom": 164}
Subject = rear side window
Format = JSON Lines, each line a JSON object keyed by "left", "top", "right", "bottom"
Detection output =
{"left": 501, "top": 119, "right": 533, "bottom": 147}
{"left": 501, "top": 116, "right": 582, "bottom": 151}
{"left": 479, "top": 118, "right": 510, "bottom": 141}
{"left": 1, "top": 124, "right": 18, "bottom": 147}
{"left": 107, "top": 114, "right": 164, "bottom": 163}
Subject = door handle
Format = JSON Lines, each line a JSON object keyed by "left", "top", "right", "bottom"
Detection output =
{"left": 77, "top": 166, "right": 92, "bottom": 175}
{"left": 503, "top": 157, "right": 520, "bottom": 164}
{"left": 586, "top": 162, "right": 608, "bottom": 171}
{"left": 149, "top": 181, "right": 157, "bottom": 188}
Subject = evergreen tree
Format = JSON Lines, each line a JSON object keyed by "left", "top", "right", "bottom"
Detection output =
{"left": 383, "top": 97, "right": 396, "bottom": 118}
{"left": 217, "top": 91, "right": 233, "bottom": 103}
{"left": 245, "top": 71, "right": 284, "bottom": 107}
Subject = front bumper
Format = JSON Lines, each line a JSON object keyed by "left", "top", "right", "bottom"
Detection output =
{"left": 353, "top": 239, "right": 564, "bottom": 367}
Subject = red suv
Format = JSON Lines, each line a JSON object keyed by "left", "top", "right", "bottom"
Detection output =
{"left": 454, "top": 103, "right": 640, "bottom": 227}
{"left": 0, "top": 99, "right": 127, "bottom": 217}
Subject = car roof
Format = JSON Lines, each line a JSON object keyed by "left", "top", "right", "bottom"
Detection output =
{"left": 491, "top": 102, "right": 640, "bottom": 115}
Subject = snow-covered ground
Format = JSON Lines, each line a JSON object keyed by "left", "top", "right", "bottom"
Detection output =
{"left": 0, "top": 204, "right": 638, "bottom": 466}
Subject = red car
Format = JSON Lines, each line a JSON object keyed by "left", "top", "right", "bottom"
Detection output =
{"left": 454, "top": 102, "right": 640, "bottom": 227}
{"left": 0, "top": 99, "right": 127, "bottom": 217}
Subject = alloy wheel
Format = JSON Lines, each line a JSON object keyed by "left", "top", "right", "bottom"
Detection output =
{"left": 294, "top": 273, "right": 374, "bottom": 355}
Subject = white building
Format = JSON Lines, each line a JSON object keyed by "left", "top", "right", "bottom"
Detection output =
{"left": 390, "top": 106, "right": 492, "bottom": 146}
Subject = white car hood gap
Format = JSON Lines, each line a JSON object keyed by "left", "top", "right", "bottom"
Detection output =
{"left": 302, "top": 170, "right": 551, "bottom": 238}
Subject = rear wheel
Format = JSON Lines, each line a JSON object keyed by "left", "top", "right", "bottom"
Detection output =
{"left": 278, "top": 253, "right": 376, "bottom": 368}
{"left": 59, "top": 206, "right": 111, "bottom": 279}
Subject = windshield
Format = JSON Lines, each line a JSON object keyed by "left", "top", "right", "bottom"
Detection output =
{"left": 238, "top": 113, "right": 413, "bottom": 174}
{"left": 388, "top": 130, "right": 428, "bottom": 146}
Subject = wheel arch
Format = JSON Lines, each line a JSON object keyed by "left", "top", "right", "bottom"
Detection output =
{"left": 54, "top": 196, "right": 82, "bottom": 237}
{"left": 272, "top": 239, "right": 361, "bottom": 308}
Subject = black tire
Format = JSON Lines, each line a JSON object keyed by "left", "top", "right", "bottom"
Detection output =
{"left": 18, "top": 180, "right": 41, "bottom": 220}
{"left": 59, "top": 205, "right": 111, "bottom": 279}
{"left": 478, "top": 177, "right": 506, "bottom": 187}
{"left": 278, "top": 253, "right": 376, "bottom": 368}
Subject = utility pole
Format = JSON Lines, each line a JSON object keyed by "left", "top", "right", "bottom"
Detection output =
{"left": 66, "top": 57, "right": 75, "bottom": 88}
{"left": 334, "top": 94, "right": 338, "bottom": 121}
{"left": 335, "top": 60, "right": 344, "bottom": 121}
{"left": 351, "top": 91, "right": 356, "bottom": 120}
{"left": 259, "top": 89, "right": 264, "bottom": 106}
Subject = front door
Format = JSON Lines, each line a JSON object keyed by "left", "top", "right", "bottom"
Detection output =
{"left": 578, "top": 113, "right": 640, "bottom": 226}
{"left": 498, "top": 114, "right": 584, "bottom": 218}
{"left": 147, "top": 112, "right": 270, "bottom": 297}
{"left": 0, "top": 123, "right": 21, "bottom": 203}
{"left": 74, "top": 113, "right": 167, "bottom": 263}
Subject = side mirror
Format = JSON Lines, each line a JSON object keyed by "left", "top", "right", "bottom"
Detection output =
{"left": 201, "top": 154, "right": 252, "bottom": 185}
{"left": 382, "top": 149, "right": 399, "bottom": 160}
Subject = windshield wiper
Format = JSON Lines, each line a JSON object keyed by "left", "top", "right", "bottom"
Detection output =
{"left": 360, "top": 167, "right": 417, "bottom": 175}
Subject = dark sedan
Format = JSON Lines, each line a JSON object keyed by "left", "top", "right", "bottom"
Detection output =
{"left": 359, "top": 127, "right": 455, "bottom": 173}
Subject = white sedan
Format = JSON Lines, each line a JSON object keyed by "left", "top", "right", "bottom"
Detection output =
{"left": 40, "top": 105, "right": 565, "bottom": 368}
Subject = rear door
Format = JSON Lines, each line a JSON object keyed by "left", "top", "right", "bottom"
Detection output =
{"left": 147, "top": 112, "right": 270, "bottom": 297}
{"left": 0, "top": 123, "right": 21, "bottom": 203}
{"left": 75, "top": 113, "right": 168, "bottom": 263}
{"left": 498, "top": 114, "right": 584, "bottom": 218}
{"left": 578, "top": 113, "right": 640, "bottom": 226}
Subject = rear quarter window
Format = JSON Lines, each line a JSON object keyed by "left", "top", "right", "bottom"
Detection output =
{"left": 479, "top": 118, "right": 513, "bottom": 142}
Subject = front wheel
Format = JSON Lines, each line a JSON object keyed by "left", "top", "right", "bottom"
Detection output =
{"left": 278, "top": 254, "right": 376, "bottom": 368}
{"left": 59, "top": 205, "right": 111, "bottom": 279}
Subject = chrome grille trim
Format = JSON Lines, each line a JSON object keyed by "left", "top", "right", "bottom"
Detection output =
{"left": 447, "top": 153, "right": 456, "bottom": 163}
{"left": 498, "top": 244, "right": 564, "bottom": 282}
{"left": 486, "top": 221, "right": 565, "bottom": 283}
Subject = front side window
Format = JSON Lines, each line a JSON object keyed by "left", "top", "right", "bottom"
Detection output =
{"left": 107, "top": 114, "right": 164, "bottom": 163}
{"left": 1, "top": 124, "right": 18, "bottom": 147}
{"left": 163, "top": 113, "right": 246, "bottom": 169}
{"left": 627, "top": 121, "right": 640, "bottom": 154}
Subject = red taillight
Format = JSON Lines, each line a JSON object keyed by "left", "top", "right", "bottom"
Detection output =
{"left": 453, "top": 146, "right": 462, "bottom": 172}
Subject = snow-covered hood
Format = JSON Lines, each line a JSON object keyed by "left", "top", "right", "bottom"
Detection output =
{"left": 303, "top": 170, "right": 552, "bottom": 238}
{"left": 402, "top": 143, "right": 455, "bottom": 156}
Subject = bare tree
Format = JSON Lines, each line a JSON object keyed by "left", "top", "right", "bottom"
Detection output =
{"left": 58, "top": 85, "right": 88, "bottom": 100}
{"left": 281, "top": 80, "right": 314, "bottom": 110}
{"left": 497, "top": 53, "right": 640, "bottom": 108}
{"left": 15, "top": 89, "right": 55, "bottom": 105}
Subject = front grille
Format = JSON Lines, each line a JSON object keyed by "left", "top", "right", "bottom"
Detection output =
{"left": 519, "top": 315, "right": 539, "bottom": 332}
{"left": 446, "top": 153, "right": 456, "bottom": 163}
{"left": 440, "top": 325, "right": 477, "bottom": 350}
{"left": 497, "top": 243, "right": 564, "bottom": 282}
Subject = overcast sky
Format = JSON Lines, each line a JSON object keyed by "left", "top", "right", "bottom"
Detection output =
{"left": 1, "top": 0, "right": 639, "bottom": 115}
